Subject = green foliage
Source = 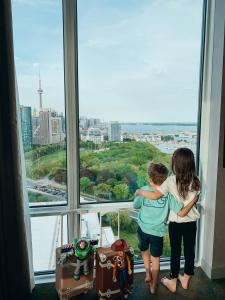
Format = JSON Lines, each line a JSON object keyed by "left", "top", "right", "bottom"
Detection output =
{"left": 25, "top": 141, "right": 171, "bottom": 201}
{"left": 26, "top": 150, "right": 66, "bottom": 179}
{"left": 103, "top": 212, "right": 138, "bottom": 234}
{"left": 80, "top": 177, "right": 91, "bottom": 192}
{"left": 49, "top": 168, "right": 67, "bottom": 184}
{"left": 137, "top": 170, "right": 148, "bottom": 188}
{"left": 112, "top": 183, "right": 129, "bottom": 200}
{"left": 80, "top": 140, "right": 100, "bottom": 150}
{"left": 161, "top": 135, "right": 174, "bottom": 142}
{"left": 28, "top": 191, "right": 49, "bottom": 203}
{"left": 25, "top": 143, "right": 66, "bottom": 160}
{"left": 93, "top": 183, "right": 112, "bottom": 199}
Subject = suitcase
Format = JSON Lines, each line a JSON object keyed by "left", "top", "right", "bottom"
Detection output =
{"left": 55, "top": 246, "right": 94, "bottom": 300}
{"left": 96, "top": 246, "right": 134, "bottom": 300}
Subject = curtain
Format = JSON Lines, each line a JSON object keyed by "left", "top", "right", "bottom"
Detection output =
{"left": 0, "top": 1, "right": 35, "bottom": 299}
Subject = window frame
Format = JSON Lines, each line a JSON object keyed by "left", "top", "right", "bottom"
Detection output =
{"left": 27, "top": 0, "right": 207, "bottom": 279}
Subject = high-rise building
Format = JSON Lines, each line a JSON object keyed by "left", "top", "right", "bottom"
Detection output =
{"left": 86, "top": 127, "right": 103, "bottom": 144}
{"left": 20, "top": 105, "right": 32, "bottom": 150}
{"left": 89, "top": 118, "right": 101, "bottom": 127}
{"left": 108, "top": 121, "right": 121, "bottom": 142}
{"left": 32, "top": 109, "right": 51, "bottom": 145}
{"left": 60, "top": 113, "right": 66, "bottom": 134}
{"left": 32, "top": 116, "right": 40, "bottom": 145}
{"left": 33, "top": 109, "right": 64, "bottom": 145}
{"left": 39, "top": 109, "right": 52, "bottom": 144}
{"left": 51, "top": 115, "right": 64, "bottom": 143}
{"left": 79, "top": 116, "right": 89, "bottom": 129}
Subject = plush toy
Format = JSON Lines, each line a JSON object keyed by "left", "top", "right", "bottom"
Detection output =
{"left": 111, "top": 239, "right": 133, "bottom": 298}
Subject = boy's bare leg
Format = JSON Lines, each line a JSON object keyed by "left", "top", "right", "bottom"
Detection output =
{"left": 141, "top": 250, "right": 152, "bottom": 282}
{"left": 178, "top": 273, "right": 191, "bottom": 289}
{"left": 149, "top": 256, "right": 160, "bottom": 294}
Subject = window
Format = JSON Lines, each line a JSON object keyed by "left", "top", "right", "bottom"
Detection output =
{"left": 12, "top": 0, "right": 67, "bottom": 207}
{"left": 31, "top": 215, "right": 67, "bottom": 273}
{"left": 12, "top": 0, "right": 205, "bottom": 275}
{"left": 77, "top": 0, "right": 204, "bottom": 261}
{"left": 77, "top": 0, "right": 203, "bottom": 205}
{"left": 12, "top": 0, "right": 68, "bottom": 273}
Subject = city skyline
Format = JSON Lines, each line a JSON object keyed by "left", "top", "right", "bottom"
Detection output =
{"left": 12, "top": 0, "right": 203, "bottom": 122}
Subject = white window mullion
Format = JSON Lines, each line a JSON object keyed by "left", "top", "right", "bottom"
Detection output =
{"left": 63, "top": 0, "right": 80, "bottom": 241}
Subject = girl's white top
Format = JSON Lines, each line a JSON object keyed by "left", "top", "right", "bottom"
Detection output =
{"left": 158, "top": 175, "right": 200, "bottom": 223}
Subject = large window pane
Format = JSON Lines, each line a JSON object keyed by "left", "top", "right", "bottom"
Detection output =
{"left": 31, "top": 215, "right": 67, "bottom": 272}
{"left": 77, "top": 0, "right": 203, "bottom": 204}
{"left": 12, "top": 0, "right": 67, "bottom": 206}
{"left": 80, "top": 211, "right": 141, "bottom": 261}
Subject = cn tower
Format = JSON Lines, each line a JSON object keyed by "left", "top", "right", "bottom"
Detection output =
{"left": 37, "top": 70, "right": 43, "bottom": 109}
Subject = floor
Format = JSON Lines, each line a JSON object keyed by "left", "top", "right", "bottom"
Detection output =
{"left": 29, "top": 268, "right": 225, "bottom": 300}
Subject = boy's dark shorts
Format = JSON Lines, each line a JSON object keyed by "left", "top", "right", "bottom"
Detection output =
{"left": 137, "top": 226, "right": 163, "bottom": 257}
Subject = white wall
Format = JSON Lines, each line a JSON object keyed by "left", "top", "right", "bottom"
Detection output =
{"left": 199, "top": 0, "right": 225, "bottom": 279}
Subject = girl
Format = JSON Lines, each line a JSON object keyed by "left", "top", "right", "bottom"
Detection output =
{"left": 136, "top": 148, "right": 200, "bottom": 293}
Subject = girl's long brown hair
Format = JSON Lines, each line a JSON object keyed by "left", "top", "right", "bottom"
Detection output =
{"left": 172, "top": 148, "right": 200, "bottom": 199}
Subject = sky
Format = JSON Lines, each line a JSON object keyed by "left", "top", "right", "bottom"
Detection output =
{"left": 12, "top": 0, "right": 203, "bottom": 122}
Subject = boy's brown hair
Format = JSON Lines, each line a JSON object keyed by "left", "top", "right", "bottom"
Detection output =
{"left": 147, "top": 162, "right": 168, "bottom": 185}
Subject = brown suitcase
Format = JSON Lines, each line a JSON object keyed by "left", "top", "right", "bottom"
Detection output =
{"left": 56, "top": 246, "right": 94, "bottom": 300}
{"left": 96, "top": 246, "right": 134, "bottom": 300}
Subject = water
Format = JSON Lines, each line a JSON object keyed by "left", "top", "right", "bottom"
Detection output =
{"left": 121, "top": 123, "right": 197, "bottom": 154}
{"left": 121, "top": 123, "right": 197, "bottom": 134}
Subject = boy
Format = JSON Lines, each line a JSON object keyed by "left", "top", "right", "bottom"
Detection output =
{"left": 133, "top": 163, "right": 199, "bottom": 294}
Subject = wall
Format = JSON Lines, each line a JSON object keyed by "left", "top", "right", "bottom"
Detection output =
{"left": 199, "top": 0, "right": 225, "bottom": 279}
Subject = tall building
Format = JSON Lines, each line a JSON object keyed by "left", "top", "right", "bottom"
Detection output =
{"left": 20, "top": 105, "right": 32, "bottom": 150}
{"left": 86, "top": 127, "right": 103, "bottom": 144}
{"left": 60, "top": 113, "right": 66, "bottom": 134}
{"left": 39, "top": 109, "right": 52, "bottom": 144}
{"left": 79, "top": 116, "right": 89, "bottom": 129}
{"left": 32, "top": 109, "right": 51, "bottom": 145}
{"left": 51, "top": 115, "right": 64, "bottom": 143}
{"left": 108, "top": 121, "right": 121, "bottom": 142}
{"left": 89, "top": 118, "right": 101, "bottom": 127}
{"left": 32, "top": 115, "right": 40, "bottom": 145}
{"left": 33, "top": 109, "right": 64, "bottom": 145}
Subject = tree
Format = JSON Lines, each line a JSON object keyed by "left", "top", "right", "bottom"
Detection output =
{"left": 93, "top": 183, "right": 112, "bottom": 199}
{"left": 137, "top": 170, "right": 148, "bottom": 187}
{"left": 96, "top": 169, "right": 115, "bottom": 184}
{"left": 112, "top": 183, "right": 129, "bottom": 200}
{"left": 80, "top": 177, "right": 91, "bottom": 192}
{"left": 161, "top": 135, "right": 174, "bottom": 142}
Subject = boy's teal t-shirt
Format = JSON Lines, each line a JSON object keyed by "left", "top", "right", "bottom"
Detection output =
{"left": 133, "top": 185, "right": 183, "bottom": 237}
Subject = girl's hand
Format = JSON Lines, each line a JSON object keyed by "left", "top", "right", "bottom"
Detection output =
{"left": 113, "top": 276, "right": 117, "bottom": 283}
{"left": 128, "top": 269, "right": 132, "bottom": 275}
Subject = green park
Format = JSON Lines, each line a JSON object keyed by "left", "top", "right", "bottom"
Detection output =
{"left": 24, "top": 140, "right": 172, "bottom": 258}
